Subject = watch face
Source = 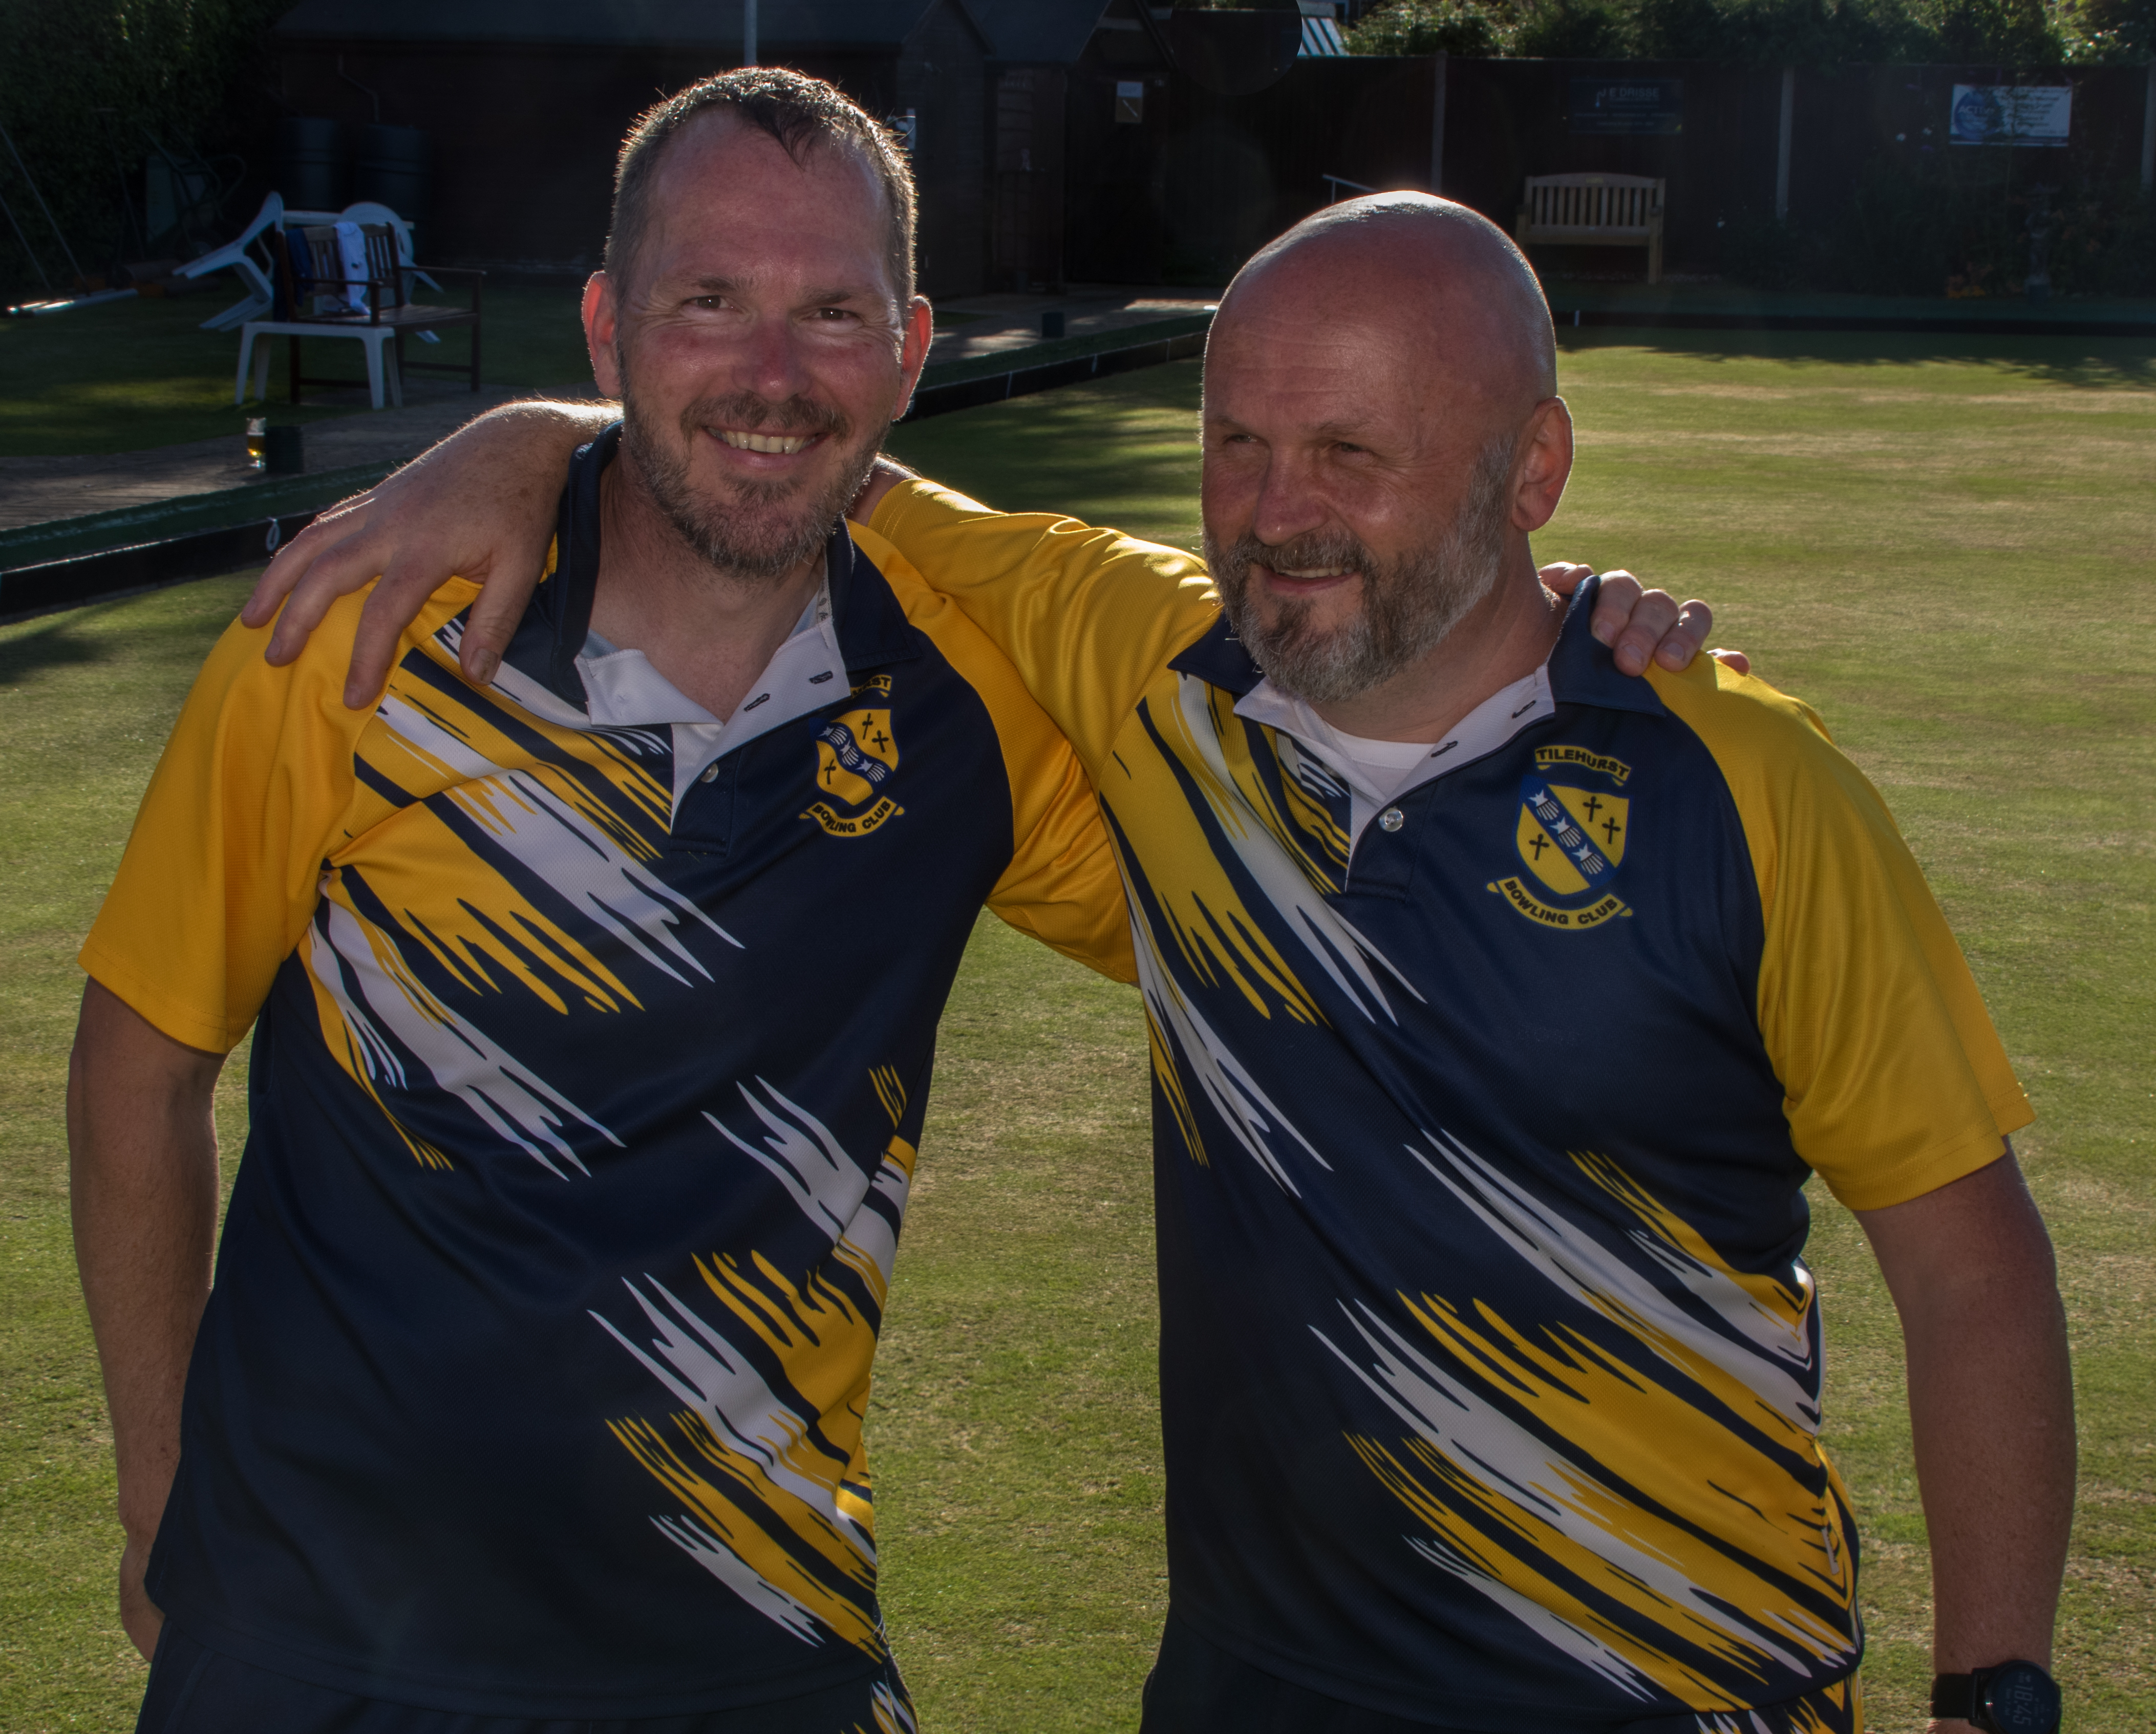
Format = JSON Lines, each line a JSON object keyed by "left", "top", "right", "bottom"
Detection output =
{"left": 1981, "top": 1662, "right": 2062, "bottom": 1734}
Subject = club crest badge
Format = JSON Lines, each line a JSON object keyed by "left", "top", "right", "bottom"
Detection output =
{"left": 804, "top": 703, "right": 903, "bottom": 838}
{"left": 1488, "top": 748, "right": 1634, "bottom": 930}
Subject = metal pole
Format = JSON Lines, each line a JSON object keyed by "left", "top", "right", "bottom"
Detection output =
{"left": 1775, "top": 67, "right": 1795, "bottom": 221}
{"left": 744, "top": 0, "right": 758, "bottom": 67}
{"left": 1429, "top": 51, "right": 1448, "bottom": 197}
{"left": 2142, "top": 59, "right": 2154, "bottom": 192}
{"left": 0, "top": 120, "right": 82, "bottom": 282}
{"left": 0, "top": 187, "right": 50, "bottom": 289}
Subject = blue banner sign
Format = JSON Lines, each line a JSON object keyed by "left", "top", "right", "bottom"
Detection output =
{"left": 1569, "top": 78, "right": 1683, "bottom": 136}
{"left": 1949, "top": 84, "right": 2072, "bottom": 147}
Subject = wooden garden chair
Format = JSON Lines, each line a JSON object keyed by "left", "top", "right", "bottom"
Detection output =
{"left": 236, "top": 222, "right": 483, "bottom": 410}
{"left": 1515, "top": 174, "right": 1666, "bottom": 284}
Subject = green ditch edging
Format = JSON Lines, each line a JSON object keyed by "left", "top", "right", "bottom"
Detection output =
{"left": 914, "top": 313, "right": 1213, "bottom": 388}
{"left": 0, "top": 463, "right": 394, "bottom": 573}
{"left": 0, "top": 317, "right": 1219, "bottom": 573}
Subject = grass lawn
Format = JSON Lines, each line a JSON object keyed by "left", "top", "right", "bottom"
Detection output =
{"left": 0, "top": 280, "right": 593, "bottom": 457}
{"left": 4, "top": 333, "right": 2152, "bottom": 1730}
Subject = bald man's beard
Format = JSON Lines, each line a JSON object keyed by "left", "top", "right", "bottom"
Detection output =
{"left": 1208, "top": 437, "right": 1515, "bottom": 707}
{"left": 619, "top": 381, "right": 882, "bottom": 583}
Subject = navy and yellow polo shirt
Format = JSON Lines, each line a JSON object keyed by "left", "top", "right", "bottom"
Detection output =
{"left": 868, "top": 481, "right": 2031, "bottom": 1728}
{"left": 79, "top": 434, "right": 1130, "bottom": 1717}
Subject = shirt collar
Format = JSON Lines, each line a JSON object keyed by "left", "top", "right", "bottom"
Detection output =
{"left": 1166, "top": 572, "right": 1667, "bottom": 720}
{"left": 1237, "top": 664, "right": 1553, "bottom": 799}
{"left": 574, "top": 579, "right": 836, "bottom": 730}
{"left": 501, "top": 421, "right": 922, "bottom": 709}
{"left": 1167, "top": 612, "right": 1264, "bottom": 695}
{"left": 1547, "top": 574, "right": 1669, "bottom": 717}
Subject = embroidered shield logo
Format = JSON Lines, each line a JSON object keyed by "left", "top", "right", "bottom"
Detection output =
{"left": 1515, "top": 781, "right": 1629, "bottom": 894}
{"left": 805, "top": 708, "right": 903, "bottom": 838}
{"left": 1488, "top": 761, "right": 1635, "bottom": 931}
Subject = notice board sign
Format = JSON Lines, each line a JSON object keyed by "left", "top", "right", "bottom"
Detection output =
{"left": 1950, "top": 84, "right": 2072, "bottom": 146}
{"left": 1569, "top": 78, "right": 1683, "bottom": 136}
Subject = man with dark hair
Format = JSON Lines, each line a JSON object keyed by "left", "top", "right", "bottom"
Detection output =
{"left": 608, "top": 69, "right": 919, "bottom": 306}
{"left": 70, "top": 68, "right": 1134, "bottom": 1733}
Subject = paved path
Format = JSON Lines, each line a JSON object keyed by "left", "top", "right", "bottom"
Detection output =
{"left": 926, "top": 288, "right": 1218, "bottom": 366}
{"left": 0, "top": 382, "right": 593, "bottom": 532}
{"left": 0, "top": 287, "right": 1220, "bottom": 533}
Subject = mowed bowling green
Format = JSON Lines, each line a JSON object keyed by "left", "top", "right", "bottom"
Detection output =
{"left": 3, "top": 333, "right": 2149, "bottom": 1731}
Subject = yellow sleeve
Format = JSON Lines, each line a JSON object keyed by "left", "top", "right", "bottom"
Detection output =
{"left": 851, "top": 523, "right": 1135, "bottom": 984}
{"left": 867, "top": 478, "right": 1221, "bottom": 781}
{"left": 77, "top": 583, "right": 476, "bottom": 1053}
{"left": 1649, "top": 657, "right": 2033, "bottom": 1212}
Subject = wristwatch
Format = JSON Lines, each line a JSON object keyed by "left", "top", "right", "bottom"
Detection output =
{"left": 1930, "top": 1660, "right": 2061, "bottom": 1732}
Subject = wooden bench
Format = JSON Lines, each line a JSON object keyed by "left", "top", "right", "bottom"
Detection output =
{"left": 1515, "top": 174, "right": 1666, "bottom": 284}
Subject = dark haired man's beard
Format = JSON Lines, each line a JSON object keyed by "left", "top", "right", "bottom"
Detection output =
{"left": 620, "top": 385, "right": 880, "bottom": 582}
{"left": 1207, "top": 437, "right": 1516, "bottom": 707}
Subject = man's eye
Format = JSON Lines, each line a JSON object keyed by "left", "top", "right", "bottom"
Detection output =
{"left": 1333, "top": 441, "right": 1368, "bottom": 455}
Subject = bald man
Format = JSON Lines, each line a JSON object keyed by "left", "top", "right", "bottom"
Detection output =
{"left": 240, "top": 194, "right": 2068, "bottom": 1734}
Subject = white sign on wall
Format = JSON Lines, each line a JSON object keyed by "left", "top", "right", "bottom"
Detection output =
{"left": 1950, "top": 85, "right": 2073, "bottom": 147}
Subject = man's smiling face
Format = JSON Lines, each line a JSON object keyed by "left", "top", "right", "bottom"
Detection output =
{"left": 585, "top": 112, "right": 927, "bottom": 581}
{"left": 1198, "top": 216, "right": 1557, "bottom": 710}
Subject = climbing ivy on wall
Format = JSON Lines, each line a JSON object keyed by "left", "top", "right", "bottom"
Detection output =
{"left": 0, "top": 0, "right": 286, "bottom": 292}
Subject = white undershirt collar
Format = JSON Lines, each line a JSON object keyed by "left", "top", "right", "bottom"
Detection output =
{"left": 1235, "top": 662, "right": 1555, "bottom": 844}
{"left": 574, "top": 571, "right": 844, "bottom": 817}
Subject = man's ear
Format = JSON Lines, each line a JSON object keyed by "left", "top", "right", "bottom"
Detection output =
{"left": 893, "top": 295, "right": 933, "bottom": 422}
{"left": 1510, "top": 396, "right": 1573, "bottom": 534}
{"left": 584, "top": 272, "right": 623, "bottom": 399}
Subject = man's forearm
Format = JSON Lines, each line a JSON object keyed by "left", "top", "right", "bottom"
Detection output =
{"left": 1860, "top": 1152, "right": 2076, "bottom": 1693}
{"left": 67, "top": 981, "right": 224, "bottom": 1601}
{"left": 1905, "top": 1252, "right": 2075, "bottom": 1671}
{"left": 467, "top": 396, "right": 619, "bottom": 452}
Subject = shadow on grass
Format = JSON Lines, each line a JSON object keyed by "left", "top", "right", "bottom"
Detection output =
{"left": 0, "top": 614, "right": 116, "bottom": 686}
{"left": 1559, "top": 328, "right": 2156, "bottom": 386}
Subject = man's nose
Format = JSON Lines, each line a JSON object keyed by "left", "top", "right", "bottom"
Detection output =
{"left": 1250, "top": 455, "right": 1329, "bottom": 549}
{"left": 736, "top": 311, "right": 813, "bottom": 407}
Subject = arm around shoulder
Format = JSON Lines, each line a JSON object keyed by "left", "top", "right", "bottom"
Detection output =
{"left": 245, "top": 398, "right": 612, "bottom": 704}
{"left": 865, "top": 479, "right": 1221, "bottom": 776}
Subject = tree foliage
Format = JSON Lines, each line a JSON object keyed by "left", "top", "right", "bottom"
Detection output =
{"left": 0, "top": 0, "right": 287, "bottom": 293}
{"left": 1346, "top": 0, "right": 1522, "bottom": 52}
{"left": 1343, "top": 0, "right": 2147, "bottom": 61}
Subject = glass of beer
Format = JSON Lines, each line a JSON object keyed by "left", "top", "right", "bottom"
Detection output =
{"left": 247, "top": 417, "right": 268, "bottom": 469}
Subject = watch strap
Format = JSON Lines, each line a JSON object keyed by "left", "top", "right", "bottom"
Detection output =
{"left": 1931, "top": 1661, "right": 2061, "bottom": 1732}
{"left": 1931, "top": 1674, "right": 1979, "bottom": 1721}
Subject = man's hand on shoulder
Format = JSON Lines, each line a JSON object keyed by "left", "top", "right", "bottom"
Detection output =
{"left": 241, "top": 399, "right": 615, "bottom": 708}
{"left": 849, "top": 455, "right": 919, "bottom": 527}
{"left": 1538, "top": 563, "right": 1747, "bottom": 677}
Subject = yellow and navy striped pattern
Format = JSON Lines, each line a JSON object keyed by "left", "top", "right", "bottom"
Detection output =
{"left": 81, "top": 454, "right": 1129, "bottom": 1716}
{"left": 869, "top": 482, "right": 2030, "bottom": 1724}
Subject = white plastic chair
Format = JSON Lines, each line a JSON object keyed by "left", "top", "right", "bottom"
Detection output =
{"left": 237, "top": 223, "right": 404, "bottom": 410}
{"left": 179, "top": 191, "right": 284, "bottom": 331}
{"left": 337, "top": 202, "right": 441, "bottom": 292}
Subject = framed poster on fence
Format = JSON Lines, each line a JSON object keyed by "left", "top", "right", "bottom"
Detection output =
{"left": 1568, "top": 78, "right": 1684, "bottom": 136}
{"left": 1950, "top": 85, "right": 2072, "bottom": 146}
